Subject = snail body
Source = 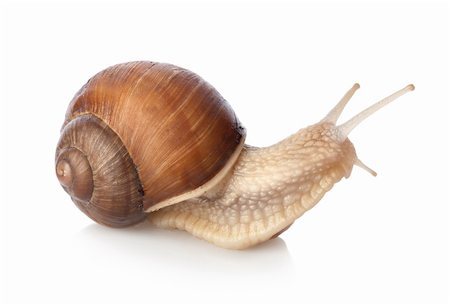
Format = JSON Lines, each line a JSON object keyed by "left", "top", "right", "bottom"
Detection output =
{"left": 56, "top": 61, "right": 414, "bottom": 249}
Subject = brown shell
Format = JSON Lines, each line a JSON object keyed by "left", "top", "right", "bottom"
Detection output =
{"left": 56, "top": 61, "right": 245, "bottom": 226}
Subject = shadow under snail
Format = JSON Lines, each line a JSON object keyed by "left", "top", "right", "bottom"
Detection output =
{"left": 55, "top": 61, "right": 414, "bottom": 249}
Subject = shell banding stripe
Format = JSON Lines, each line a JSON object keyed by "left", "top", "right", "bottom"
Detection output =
{"left": 56, "top": 114, "right": 145, "bottom": 227}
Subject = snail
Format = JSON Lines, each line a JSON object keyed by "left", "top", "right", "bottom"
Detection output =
{"left": 55, "top": 61, "right": 414, "bottom": 249}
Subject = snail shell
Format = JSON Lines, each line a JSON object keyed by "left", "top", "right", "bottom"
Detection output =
{"left": 56, "top": 62, "right": 245, "bottom": 227}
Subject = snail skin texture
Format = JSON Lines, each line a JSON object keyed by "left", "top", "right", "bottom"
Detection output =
{"left": 55, "top": 61, "right": 414, "bottom": 249}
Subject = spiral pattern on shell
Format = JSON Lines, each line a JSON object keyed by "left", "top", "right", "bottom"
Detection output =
{"left": 55, "top": 115, "right": 145, "bottom": 227}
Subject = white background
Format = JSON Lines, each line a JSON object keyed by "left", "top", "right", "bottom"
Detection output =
{"left": 0, "top": 1, "right": 449, "bottom": 305}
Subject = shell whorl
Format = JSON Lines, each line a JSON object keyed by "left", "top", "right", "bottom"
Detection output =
{"left": 55, "top": 114, "right": 145, "bottom": 227}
